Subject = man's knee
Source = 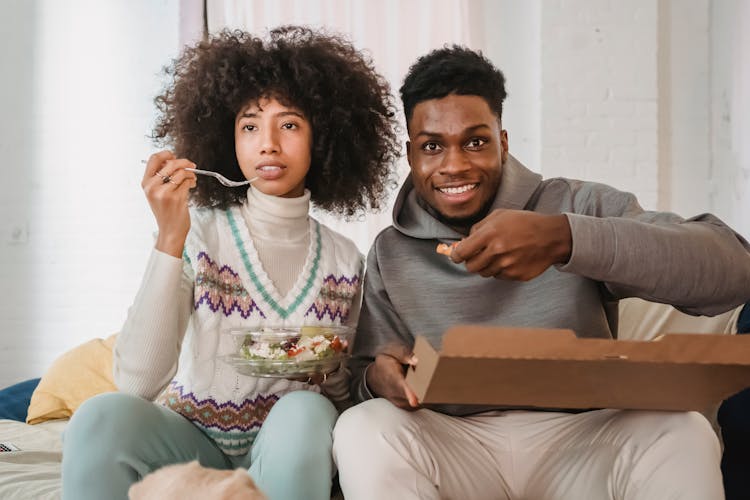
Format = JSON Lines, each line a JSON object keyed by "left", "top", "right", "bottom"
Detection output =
{"left": 334, "top": 398, "right": 409, "bottom": 442}
{"left": 666, "top": 411, "right": 720, "bottom": 453}
{"left": 617, "top": 410, "right": 719, "bottom": 455}
{"left": 333, "top": 398, "right": 423, "bottom": 465}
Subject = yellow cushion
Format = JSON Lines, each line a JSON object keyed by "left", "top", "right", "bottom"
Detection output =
{"left": 26, "top": 334, "right": 118, "bottom": 424}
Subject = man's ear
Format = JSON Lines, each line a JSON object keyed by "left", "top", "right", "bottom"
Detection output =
{"left": 406, "top": 140, "right": 412, "bottom": 167}
{"left": 500, "top": 130, "right": 509, "bottom": 163}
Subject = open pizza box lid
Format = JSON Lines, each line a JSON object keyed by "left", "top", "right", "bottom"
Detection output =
{"left": 404, "top": 326, "right": 750, "bottom": 411}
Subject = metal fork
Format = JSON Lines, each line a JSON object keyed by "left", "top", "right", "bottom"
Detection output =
{"left": 184, "top": 168, "right": 259, "bottom": 187}
{"left": 141, "top": 160, "right": 258, "bottom": 187}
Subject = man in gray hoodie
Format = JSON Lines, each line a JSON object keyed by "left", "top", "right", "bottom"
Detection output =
{"left": 333, "top": 46, "right": 750, "bottom": 500}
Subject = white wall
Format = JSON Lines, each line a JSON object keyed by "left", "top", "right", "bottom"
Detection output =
{"left": 540, "top": 0, "right": 660, "bottom": 208}
{"left": 660, "top": 0, "right": 711, "bottom": 215}
{"left": 485, "top": 0, "right": 747, "bottom": 231}
{"left": 481, "top": 0, "right": 541, "bottom": 171}
{"left": 709, "top": 0, "right": 750, "bottom": 238}
{"left": 0, "top": 0, "right": 180, "bottom": 387}
{"left": 1, "top": 0, "right": 36, "bottom": 387}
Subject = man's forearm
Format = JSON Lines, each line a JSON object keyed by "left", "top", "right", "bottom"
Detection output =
{"left": 560, "top": 213, "right": 750, "bottom": 314}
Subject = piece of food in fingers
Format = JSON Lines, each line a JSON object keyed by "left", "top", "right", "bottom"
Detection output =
{"left": 436, "top": 241, "right": 459, "bottom": 256}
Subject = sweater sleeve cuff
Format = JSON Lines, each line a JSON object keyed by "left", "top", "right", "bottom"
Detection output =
{"left": 354, "top": 363, "right": 377, "bottom": 402}
{"left": 151, "top": 247, "right": 185, "bottom": 271}
{"left": 556, "top": 213, "right": 616, "bottom": 277}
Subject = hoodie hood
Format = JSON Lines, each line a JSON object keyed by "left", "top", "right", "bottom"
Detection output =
{"left": 392, "top": 154, "right": 543, "bottom": 240}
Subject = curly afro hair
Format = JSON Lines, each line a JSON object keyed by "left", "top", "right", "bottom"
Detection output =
{"left": 400, "top": 45, "right": 507, "bottom": 129}
{"left": 153, "top": 26, "right": 400, "bottom": 216}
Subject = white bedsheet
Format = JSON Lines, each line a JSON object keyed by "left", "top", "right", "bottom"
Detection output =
{"left": 0, "top": 419, "right": 66, "bottom": 500}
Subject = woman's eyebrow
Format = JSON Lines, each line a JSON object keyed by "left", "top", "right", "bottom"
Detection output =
{"left": 274, "top": 110, "right": 305, "bottom": 119}
{"left": 238, "top": 110, "right": 305, "bottom": 119}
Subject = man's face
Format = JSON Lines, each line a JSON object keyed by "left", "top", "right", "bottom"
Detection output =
{"left": 406, "top": 94, "right": 508, "bottom": 227}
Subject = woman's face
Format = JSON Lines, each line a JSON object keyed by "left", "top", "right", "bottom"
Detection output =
{"left": 234, "top": 97, "right": 313, "bottom": 198}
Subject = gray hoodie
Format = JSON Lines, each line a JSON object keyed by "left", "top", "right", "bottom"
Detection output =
{"left": 350, "top": 155, "right": 750, "bottom": 414}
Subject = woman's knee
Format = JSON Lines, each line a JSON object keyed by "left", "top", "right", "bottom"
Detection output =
{"left": 254, "top": 391, "right": 338, "bottom": 470}
{"left": 63, "top": 392, "right": 160, "bottom": 482}
{"left": 66, "top": 392, "right": 157, "bottom": 447}
{"left": 258, "top": 391, "right": 338, "bottom": 458}
{"left": 269, "top": 390, "right": 338, "bottom": 431}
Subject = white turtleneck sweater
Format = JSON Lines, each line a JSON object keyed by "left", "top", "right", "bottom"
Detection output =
{"left": 241, "top": 188, "right": 310, "bottom": 296}
{"left": 114, "top": 187, "right": 363, "bottom": 455}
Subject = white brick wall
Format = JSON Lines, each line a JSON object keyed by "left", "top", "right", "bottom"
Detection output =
{"left": 709, "top": 0, "right": 750, "bottom": 239}
{"left": 0, "top": 0, "right": 180, "bottom": 387}
{"left": 541, "top": 0, "right": 660, "bottom": 209}
{"left": 537, "top": 0, "right": 747, "bottom": 236}
{"left": 660, "top": 0, "right": 711, "bottom": 215}
{"left": 481, "top": 0, "right": 542, "bottom": 171}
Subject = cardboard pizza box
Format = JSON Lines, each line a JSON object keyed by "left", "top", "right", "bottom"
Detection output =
{"left": 404, "top": 326, "right": 750, "bottom": 411}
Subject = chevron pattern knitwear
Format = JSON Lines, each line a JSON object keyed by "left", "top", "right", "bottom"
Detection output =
{"left": 117, "top": 188, "right": 363, "bottom": 456}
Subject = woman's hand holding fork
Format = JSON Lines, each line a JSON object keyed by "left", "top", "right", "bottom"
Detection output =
{"left": 141, "top": 150, "right": 198, "bottom": 258}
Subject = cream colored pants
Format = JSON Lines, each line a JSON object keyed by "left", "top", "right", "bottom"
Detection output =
{"left": 333, "top": 399, "right": 724, "bottom": 500}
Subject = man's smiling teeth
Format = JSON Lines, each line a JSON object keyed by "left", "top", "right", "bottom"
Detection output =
{"left": 438, "top": 184, "right": 477, "bottom": 194}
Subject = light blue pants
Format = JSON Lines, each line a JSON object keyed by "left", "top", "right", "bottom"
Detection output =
{"left": 62, "top": 390, "right": 338, "bottom": 500}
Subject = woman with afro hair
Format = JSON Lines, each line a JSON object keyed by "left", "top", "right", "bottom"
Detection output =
{"left": 62, "top": 26, "right": 400, "bottom": 500}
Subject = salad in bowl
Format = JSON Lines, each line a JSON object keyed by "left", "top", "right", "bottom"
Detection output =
{"left": 220, "top": 326, "right": 352, "bottom": 378}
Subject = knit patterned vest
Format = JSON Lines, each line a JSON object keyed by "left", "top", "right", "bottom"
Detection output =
{"left": 157, "top": 205, "right": 363, "bottom": 455}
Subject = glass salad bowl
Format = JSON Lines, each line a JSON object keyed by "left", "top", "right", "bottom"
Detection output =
{"left": 220, "top": 326, "right": 353, "bottom": 378}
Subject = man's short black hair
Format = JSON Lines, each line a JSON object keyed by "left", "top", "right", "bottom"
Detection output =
{"left": 399, "top": 45, "right": 507, "bottom": 127}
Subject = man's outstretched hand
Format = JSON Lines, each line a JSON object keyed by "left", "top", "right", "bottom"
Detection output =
{"left": 366, "top": 345, "right": 420, "bottom": 411}
{"left": 451, "top": 209, "right": 572, "bottom": 281}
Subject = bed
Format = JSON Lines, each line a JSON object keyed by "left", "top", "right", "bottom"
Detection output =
{"left": 0, "top": 419, "right": 66, "bottom": 499}
{"left": 0, "top": 299, "right": 746, "bottom": 500}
